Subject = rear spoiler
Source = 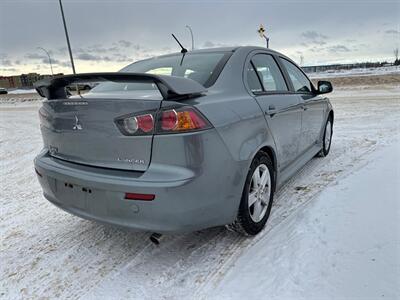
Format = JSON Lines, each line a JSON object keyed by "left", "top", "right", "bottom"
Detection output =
{"left": 34, "top": 72, "right": 207, "bottom": 100}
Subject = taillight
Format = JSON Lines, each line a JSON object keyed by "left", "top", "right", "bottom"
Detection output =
{"left": 161, "top": 110, "right": 178, "bottom": 130}
{"left": 117, "top": 113, "right": 155, "bottom": 135}
{"left": 158, "top": 107, "right": 210, "bottom": 133}
{"left": 116, "top": 106, "right": 211, "bottom": 136}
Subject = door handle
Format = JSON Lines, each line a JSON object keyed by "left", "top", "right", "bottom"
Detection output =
{"left": 302, "top": 105, "right": 308, "bottom": 111}
{"left": 265, "top": 105, "right": 276, "bottom": 117}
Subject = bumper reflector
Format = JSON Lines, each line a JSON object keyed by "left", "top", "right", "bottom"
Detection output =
{"left": 125, "top": 193, "right": 155, "bottom": 201}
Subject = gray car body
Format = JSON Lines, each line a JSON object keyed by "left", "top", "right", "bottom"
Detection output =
{"left": 34, "top": 46, "right": 333, "bottom": 233}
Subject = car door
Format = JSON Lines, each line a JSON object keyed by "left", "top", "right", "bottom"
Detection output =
{"left": 246, "top": 53, "right": 303, "bottom": 170}
{"left": 279, "top": 58, "right": 326, "bottom": 154}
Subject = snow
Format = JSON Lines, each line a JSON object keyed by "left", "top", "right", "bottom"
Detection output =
{"left": 1, "top": 87, "right": 399, "bottom": 299}
{"left": 307, "top": 65, "right": 400, "bottom": 79}
{"left": 205, "top": 141, "right": 400, "bottom": 300}
{"left": 6, "top": 89, "right": 37, "bottom": 95}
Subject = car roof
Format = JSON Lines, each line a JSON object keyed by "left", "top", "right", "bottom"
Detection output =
{"left": 141, "top": 46, "right": 286, "bottom": 60}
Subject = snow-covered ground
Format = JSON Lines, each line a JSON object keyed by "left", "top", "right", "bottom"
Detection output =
{"left": 207, "top": 140, "right": 400, "bottom": 300}
{"left": 307, "top": 65, "right": 400, "bottom": 79}
{"left": 6, "top": 89, "right": 37, "bottom": 95}
{"left": 1, "top": 87, "right": 399, "bottom": 299}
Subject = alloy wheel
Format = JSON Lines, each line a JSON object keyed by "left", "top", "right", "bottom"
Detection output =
{"left": 248, "top": 164, "right": 271, "bottom": 222}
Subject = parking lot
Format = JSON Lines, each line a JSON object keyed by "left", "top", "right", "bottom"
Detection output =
{"left": 1, "top": 84, "right": 399, "bottom": 299}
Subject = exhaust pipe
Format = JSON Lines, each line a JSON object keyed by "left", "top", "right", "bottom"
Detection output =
{"left": 149, "top": 233, "right": 163, "bottom": 245}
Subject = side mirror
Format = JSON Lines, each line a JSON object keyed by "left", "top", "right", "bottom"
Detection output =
{"left": 317, "top": 81, "right": 333, "bottom": 94}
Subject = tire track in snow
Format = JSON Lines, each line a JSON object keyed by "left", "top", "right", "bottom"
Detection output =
{"left": 193, "top": 95, "right": 400, "bottom": 296}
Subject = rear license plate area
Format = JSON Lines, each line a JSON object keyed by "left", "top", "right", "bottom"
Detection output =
{"left": 56, "top": 180, "right": 89, "bottom": 210}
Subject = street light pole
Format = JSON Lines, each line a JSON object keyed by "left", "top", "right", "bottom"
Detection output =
{"left": 37, "top": 47, "right": 54, "bottom": 75}
{"left": 185, "top": 25, "right": 194, "bottom": 50}
{"left": 59, "top": 0, "right": 76, "bottom": 74}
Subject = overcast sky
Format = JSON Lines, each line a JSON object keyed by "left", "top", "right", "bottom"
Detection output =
{"left": 0, "top": 0, "right": 399, "bottom": 76}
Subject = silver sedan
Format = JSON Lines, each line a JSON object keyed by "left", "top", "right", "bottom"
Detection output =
{"left": 34, "top": 46, "right": 334, "bottom": 236}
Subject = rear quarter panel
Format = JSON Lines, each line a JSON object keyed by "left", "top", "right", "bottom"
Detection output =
{"left": 192, "top": 93, "right": 275, "bottom": 222}
{"left": 191, "top": 47, "right": 277, "bottom": 166}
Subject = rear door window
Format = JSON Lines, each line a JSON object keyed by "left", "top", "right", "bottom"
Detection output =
{"left": 280, "top": 58, "right": 312, "bottom": 93}
{"left": 246, "top": 64, "right": 263, "bottom": 93}
{"left": 250, "top": 54, "right": 288, "bottom": 92}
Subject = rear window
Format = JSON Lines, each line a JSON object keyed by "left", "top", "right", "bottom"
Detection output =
{"left": 90, "top": 52, "right": 228, "bottom": 94}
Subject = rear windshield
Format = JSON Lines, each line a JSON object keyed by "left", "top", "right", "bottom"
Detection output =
{"left": 90, "top": 52, "right": 228, "bottom": 95}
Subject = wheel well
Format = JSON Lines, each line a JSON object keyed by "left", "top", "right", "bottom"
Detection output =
{"left": 328, "top": 110, "right": 334, "bottom": 122}
{"left": 258, "top": 146, "right": 277, "bottom": 174}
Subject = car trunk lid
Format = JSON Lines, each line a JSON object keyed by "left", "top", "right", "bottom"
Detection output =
{"left": 39, "top": 95, "right": 161, "bottom": 171}
{"left": 35, "top": 72, "right": 207, "bottom": 171}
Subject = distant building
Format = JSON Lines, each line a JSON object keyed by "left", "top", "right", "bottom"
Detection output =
{"left": 0, "top": 76, "right": 22, "bottom": 89}
{"left": 0, "top": 77, "right": 11, "bottom": 89}
{"left": 0, "top": 73, "right": 63, "bottom": 89}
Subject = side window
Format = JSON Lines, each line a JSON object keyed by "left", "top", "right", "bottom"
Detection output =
{"left": 281, "top": 58, "right": 312, "bottom": 93}
{"left": 251, "top": 54, "right": 288, "bottom": 92}
{"left": 246, "top": 64, "right": 263, "bottom": 92}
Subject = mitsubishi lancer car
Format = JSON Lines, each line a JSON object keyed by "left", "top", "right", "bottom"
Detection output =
{"left": 34, "top": 46, "right": 333, "bottom": 236}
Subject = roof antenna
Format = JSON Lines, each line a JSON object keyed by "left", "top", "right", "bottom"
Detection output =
{"left": 171, "top": 33, "right": 188, "bottom": 54}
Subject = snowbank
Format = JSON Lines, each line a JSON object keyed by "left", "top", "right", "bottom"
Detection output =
{"left": 207, "top": 141, "right": 400, "bottom": 299}
{"left": 307, "top": 65, "right": 400, "bottom": 79}
{"left": 7, "top": 89, "right": 37, "bottom": 95}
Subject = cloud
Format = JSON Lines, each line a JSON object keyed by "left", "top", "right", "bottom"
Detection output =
{"left": 301, "top": 30, "right": 328, "bottom": 45}
{"left": 203, "top": 41, "right": 215, "bottom": 48}
{"left": 201, "top": 41, "right": 231, "bottom": 48}
{"left": 385, "top": 29, "right": 399, "bottom": 34}
{"left": 102, "top": 56, "right": 113, "bottom": 62}
{"left": 113, "top": 53, "right": 133, "bottom": 62}
{"left": 1, "top": 59, "right": 13, "bottom": 67}
{"left": 56, "top": 47, "right": 68, "bottom": 54}
{"left": 85, "top": 45, "right": 119, "bottom": 54}
{"left": 24, "top": 42, "right": 144, "bottom": 67}
{"left": 0, "top": 67, "right": 18, "bottom": 72}
{"left": 327, "top": 45, "right": 351, "bottom": 53}
{"left": 301, "top": 30, "right": 328, "bottom": 40}
{"left": 1, "top": 54, "right": 16, "bottom": 68}
{"left": 76, "top": 53, "right": 101, "bottom": 61}
{"left": 118, "top": 40, "right": 132, "bottom": 48}
{"left": 25, "top": 53, "right": 49, "bottom": 61}
{"left": 59, "top": 61, "right": 71, "bottom": 68}
{"left": 308, "top": 46, "right": 325, "bottom": 53}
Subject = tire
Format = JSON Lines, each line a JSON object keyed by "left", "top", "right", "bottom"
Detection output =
{"left": 318, "top": 117, "right": 333, "bottom": 157}
{"left": 227, "top": 152, "right": 275, "bottom": 236}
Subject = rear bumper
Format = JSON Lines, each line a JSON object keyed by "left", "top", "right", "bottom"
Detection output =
{"left": 34, "top": 130, "right": 248, "bottom": 233}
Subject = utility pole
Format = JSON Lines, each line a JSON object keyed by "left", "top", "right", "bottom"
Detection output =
{"left": 37, "top": 47, "right": 54, "bottom": 75}
{"left": 186, "top": 25, "right": 194, "bottom": 50}
{"left": 257, "top": 24, "right": 269, "bottom": 48}
{"left": 59, "top": 0, "right": 76, "bottom": 74}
